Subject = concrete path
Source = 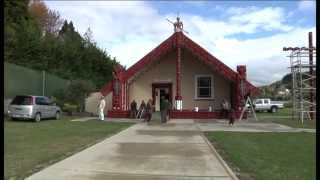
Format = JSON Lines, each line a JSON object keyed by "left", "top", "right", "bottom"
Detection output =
{"left": 26, "top": 123, "right": 238, "bottom": 180}
{"left": 168, "top": 119, "right": 316, "bottom": 133}
{"left": 70, "top": 117, "right": 95, "bottom": 122}
{"left": 70, "top": 117, "right": 142, "bottom": 123}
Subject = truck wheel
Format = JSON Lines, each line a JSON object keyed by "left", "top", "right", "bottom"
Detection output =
{"left": 10, "top": 117, "right": 17, "bottom": 121}
{"left": 271, "top": 107, "right": 277, "bottom": 113}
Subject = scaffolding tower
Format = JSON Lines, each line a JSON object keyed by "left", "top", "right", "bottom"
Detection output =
{"left": 283, "top": 32, "right": 316, "bottom": 124}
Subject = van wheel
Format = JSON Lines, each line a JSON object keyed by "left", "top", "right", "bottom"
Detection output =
{"left": 271, "top": 107, "right": 277, "bottom": 113}
{"left": 55, "top": 112, "right": 60, "bottom": 120}
{"left": 35, "top": 113, "right": 41, "bottom": 122}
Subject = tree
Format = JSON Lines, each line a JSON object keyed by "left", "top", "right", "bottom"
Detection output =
{"left": 28, "top": 0, "right": 48, "bottom": 35}
{"left": 46, "top": 9, "right": 63, "bottom": 35}
{"left": 28, "top": 0, "right": 63, "bottom": 36}
{"left": 5, "top": 0, "right": 119, "bottom": 90}
{"left": 54, "top": 79, "right": 96, "bottom": 113}
{"left": 5, "top": 0, "right": 30, "bottom": 24}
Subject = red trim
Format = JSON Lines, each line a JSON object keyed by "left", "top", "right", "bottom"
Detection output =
{"left": 123, "top": 32, "right": 257, "bottom": 94}
{"left": 100, "top": 32, "right": 260, "bottom": 113}
{"left": 107, "top": 110, "right": 246, "bottom": 119}
{"left": 121, "top": 32, "right": 240, "bottom": 83}
{"left": 123, "top": 34, "right": 176, "bottom": 81}
{"left": 182, "top": 34, "right": 237, "bottom": 82}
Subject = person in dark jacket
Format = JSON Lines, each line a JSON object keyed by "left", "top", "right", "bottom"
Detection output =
{"left": 166, "top": 99, "right": 172, "bottom": 121}
{"left": 130, "top": 100, "right": 137, "bottom": 118}
{"left": 160, "top": 96, "right": 169, "bottom": 123}
{"left": 145, "top": 99, "right": 153, "bottom": 124}
{"left": 229, "top": 108, "right": 235, "bottom": 126}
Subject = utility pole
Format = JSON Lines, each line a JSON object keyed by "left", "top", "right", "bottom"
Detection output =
{"left": 308, "top": 32, "right": 314, "bottom": 120}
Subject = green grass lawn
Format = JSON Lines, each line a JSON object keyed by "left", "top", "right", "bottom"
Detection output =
{"left": 4, "top": 117, "right": 134, "bottom": 180}
{"left": 255, "top": 108, "right": 316, "bottom": 129}
{"left": 206, "top": 132, "right": 315, "bottom": 180}
{"left": 256, "top": 107, "right": 292, "bottom": 117}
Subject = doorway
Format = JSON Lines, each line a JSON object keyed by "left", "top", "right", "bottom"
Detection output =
{"left": 152, "top": 83, "right": 172, "bottom": 112}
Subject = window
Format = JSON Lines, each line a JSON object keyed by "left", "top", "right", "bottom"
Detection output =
{"left": 11, "top": 96, "right": 33, "bottom": 105}
{"left": 264, "top": 99, "right": 268, "bottom": 104}
{"left": 255, "top": 99, "right": 262, "bottom": 104}
{"left": 36, "top": 97, "right": 48, "bottom": 105}
{"left": 195, "top": 75, "right": 213, "bottom": 99}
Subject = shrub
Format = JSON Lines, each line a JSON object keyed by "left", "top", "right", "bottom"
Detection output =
{"left": 53, "top": 79, "right": 96, "bottom": 113}
{"left": 63, "top": 103, "right": 78, "bottom": 115}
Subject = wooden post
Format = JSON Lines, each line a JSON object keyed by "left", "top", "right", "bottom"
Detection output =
{"left": 175, "top": 32, "right": 182, "bottom": 110}
{"left": 308, "top": 32, "right": 314, "bottom": 120}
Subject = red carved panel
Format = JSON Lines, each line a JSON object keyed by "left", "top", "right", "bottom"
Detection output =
{"left": 107, "top": 110, "right": 130, "bottom": 118}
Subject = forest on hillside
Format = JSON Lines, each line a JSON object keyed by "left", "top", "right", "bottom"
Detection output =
{"left": 4, "top": 0, "right": 119, "bottom": 89}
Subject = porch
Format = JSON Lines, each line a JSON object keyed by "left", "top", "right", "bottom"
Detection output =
{"left": 107, "top": 109, "right": 247, "bottom": 119}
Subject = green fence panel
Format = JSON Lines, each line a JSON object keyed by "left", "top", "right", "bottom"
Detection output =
{"left": 4, "top": 62, "right": 69, "bottom": 99}
{"left": 45, "top": 72, "right": 70, "bottom": 97}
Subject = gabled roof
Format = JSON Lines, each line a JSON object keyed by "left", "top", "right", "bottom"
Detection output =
{"left": 100, "top": 32, "right": 259, "bottom": 96}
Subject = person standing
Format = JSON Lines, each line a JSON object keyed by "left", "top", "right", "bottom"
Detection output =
{"left": 130, "top": 100, "right": 137, "bottom": 118}
{"left": 160, "top": 96, "right": 168, "bottom": 123}
{"left": 221, "top": 99, "right": 230, "bottom": 119}
{"left": 98, "top": 96, "right": 106, "bottom": 121}
{"left": 138, "top": 100, "right": 146, "bottom": 119}
{"left": 145, "top": 99, "right": 153, "bottom": 124}
{"left": 229, "top": 108, "right": 235, "bottom": 126}
{"left": 166, "top": 99, "right": 172, "bottom": 121}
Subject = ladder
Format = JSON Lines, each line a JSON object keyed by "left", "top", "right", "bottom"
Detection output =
{"left": 136, "top": 108, "right": 145, "bottom": 119}
{"left": 238, "top": 96, "right": 258, "bottom": 121}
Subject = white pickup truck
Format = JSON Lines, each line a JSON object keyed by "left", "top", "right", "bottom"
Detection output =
{"left": 253, "top": 98, "right": 284, "bottom": 113}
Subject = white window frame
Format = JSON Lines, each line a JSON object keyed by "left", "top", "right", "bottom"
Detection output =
{"left": 194, "top": 74, "right": 214, "bottom": 100}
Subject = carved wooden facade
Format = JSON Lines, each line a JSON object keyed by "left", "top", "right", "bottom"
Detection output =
{"left": 100, "top": 31, "right": 260, "bottom": 119}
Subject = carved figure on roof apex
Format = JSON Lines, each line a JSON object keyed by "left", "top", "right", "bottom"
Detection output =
{"left": 174, "top": 17, "right": 183, "bottom": 32}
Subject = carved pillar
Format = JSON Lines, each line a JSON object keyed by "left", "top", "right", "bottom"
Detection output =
{"left": 111, "top": 65, "right": 125, "bottom": 111}
{"left": 236, "top": 65, "right": 247, "bottom": 113}
{"left": 112, "top": 77, "right": 122, "bottom": 110}
{"left": 175, "top": 32, "right": 182, "bottom": 110}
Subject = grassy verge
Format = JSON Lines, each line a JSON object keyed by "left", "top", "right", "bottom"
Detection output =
{"left": 4, "top": 117, "right": 134, "bottom": 180}
{"left": 205, "top": 132, "right": 315, "bottom": 180}
{"left": 256, "top": 107, "right": 291, "bottom": 117}
{"left": 255, "top": 108, "right": 316, "bottom": 129}
{"left": 258, "top": 118, "right": 316, "bottom": 129}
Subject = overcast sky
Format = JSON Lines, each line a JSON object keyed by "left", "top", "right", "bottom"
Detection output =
{"left": 45, "top": 1, "right": 316, "bottom": 86}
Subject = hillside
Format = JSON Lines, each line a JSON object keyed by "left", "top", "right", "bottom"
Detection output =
{"left": 258, "top": 73, "right": 292, "bottom": 100}
{"left": 258, "top": 71, "right": 315, "bottom": 101}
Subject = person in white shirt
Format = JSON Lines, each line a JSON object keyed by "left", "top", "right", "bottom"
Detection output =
{"left": 98, "top": 96, "right": 106, "bottom": 121}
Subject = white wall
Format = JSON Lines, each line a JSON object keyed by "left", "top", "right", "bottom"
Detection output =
{"left": 85, "top": 92, "right": 113, "bottom": 115}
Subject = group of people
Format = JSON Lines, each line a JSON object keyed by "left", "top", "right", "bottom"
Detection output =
{"left": 130, "top": 96, "right": 171, "bottom": 124}
{"left": 98, "top": 95, "right": 235, "bottom": 125}
{"left": 129, "top": 99, "right": 153, "bottom": 123}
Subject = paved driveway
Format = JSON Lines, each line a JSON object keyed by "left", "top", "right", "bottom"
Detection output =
{"left": 26, "top": 123, "right": 238, "bottom": 180}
